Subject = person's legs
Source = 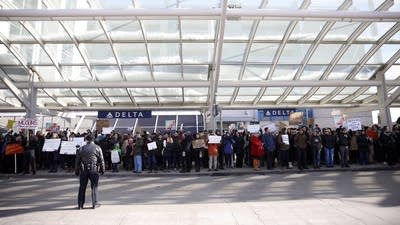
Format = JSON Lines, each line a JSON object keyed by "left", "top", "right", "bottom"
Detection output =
{"left": 78, "top": 171, "right": 89, "bottom": 208}
{"left": 89, "top": 172, "right": 100, "bottom": 208}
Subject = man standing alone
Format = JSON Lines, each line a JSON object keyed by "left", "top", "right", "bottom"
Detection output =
{"left": 75, "top": 134, "right": 105, "bottom": 209}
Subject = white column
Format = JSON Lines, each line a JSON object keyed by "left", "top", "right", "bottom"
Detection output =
{"left": 74, "top": 115, "right": 85, "bottom": 133}
{"left": 377, "top": 71, "right": 392, "bottom": 129}
{"left": 154, "top": 115, "right": 159, "bottom": 133}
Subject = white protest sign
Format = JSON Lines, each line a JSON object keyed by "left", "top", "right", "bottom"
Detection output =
{"left": 102, "top": 127, "right": 113, "bottom": 134}
{"left": 282, "top": 134, "right": 290, "bottom": 145}
{"left": 208, "top": 135, "right": 221, "bottom": 144}
{"left": 60, "top": 141, "right": 77, "bottom": 155}
{"left": 42, "top": 139, "right": 61, "bottom": 152}
{"left": 147, "top": 141, "right": 157, "bottom": 151}
{"left": 17, "top": 118, "right": 38, "bottom": 129}
{"left": 111, "top": 150, "right": 120, "bottom": 163}
{"left": 347, "top": 118, "right": 362, "bottom": 131}
{"left": 72, "top": 137, "right": 86, "bottom": 148}
{"left": 247, "top": 124, "right": 260, "bottom": 133}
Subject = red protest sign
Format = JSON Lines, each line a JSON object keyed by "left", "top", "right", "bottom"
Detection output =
{"left": 5, "top": 144, "right": 24, "bottom": 155}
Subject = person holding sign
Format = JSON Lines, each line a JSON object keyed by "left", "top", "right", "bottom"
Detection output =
{"left": 75, "top": 134, "right": 105, "bottom": 210}
{"left": 207, "top": 133, "right": 220, "bottom": 171}
{"left": 111, "top": 143, "right": 121, "bottom": 172}
{"left": 23, "top": 130, "right": 38, "bottom": 175}
{"left": 277, "top": 128, "right": 290, "bottom": 169}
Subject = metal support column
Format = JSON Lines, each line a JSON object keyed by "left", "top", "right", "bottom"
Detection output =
{"left": 377, "top": 71, "right": 392, "bottom": 129}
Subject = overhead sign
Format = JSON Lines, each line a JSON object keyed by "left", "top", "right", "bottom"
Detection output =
{"left": 98, "top": 110, "right": 152, "bottom": 119}
{"left": 17, "top": 118, "right": 38, "bottom": 129}
{"left": 259, "top": 108, "right": 297, "bottom": 122}
{"left": 263, "top": 108, "right": 296, "bottom": 117}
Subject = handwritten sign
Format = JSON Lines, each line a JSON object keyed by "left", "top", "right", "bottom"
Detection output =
{"left": 208, "top": 135, "right": 221, "bottom": 144}
{"left": 247, "top": 124, "right": 260, "bottom": 133}
{"left": 5, "top": 144, "right": 24, "bottom": 155}
{"left": 72, "top": 137, "right": 85, "bottom": 148}
{"left": 60, "top": 141, "right": 77, "bottom": 155}
{"left": 147, "top": 141, "right": 157, "bottom": 151}
{"left": 17, "top": 118, "right": 38, "bottom": 129}
{"left": 282, "top": 134, "right": 290, "bottom": 145}
{"left": 42, "top": 139, "right": 61, "bottom": 152}
{"left": 347, "top": 118, "right": 362, "bottom": 131}
{"left": 102, "top": 127, "right": 113, "bottom": 134}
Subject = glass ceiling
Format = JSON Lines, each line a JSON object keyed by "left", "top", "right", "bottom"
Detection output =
{"left": 0, "top": 0, "right": 399, "bottom": 112}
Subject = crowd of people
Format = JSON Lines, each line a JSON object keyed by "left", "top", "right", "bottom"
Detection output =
{"left": 0, "top": 119, "right": 399, "bottom": 175}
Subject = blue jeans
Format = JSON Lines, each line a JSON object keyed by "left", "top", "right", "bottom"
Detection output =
{"left": 147, "top": 151, "right": 156, "bottom": 171}
{"left": 325, "top": 147, "right": 334, "bottom": 167}
{"left": 134, "top": 155, "right": 142, "bottom": 172}
{"left": 359, "top": 151, "right": 369, "bottom": 165}
{"left": 313, "top": 147, "right": 321, "bottom": 168}
{"left": 339, "top": 146, "right": 349, "bottom": 167}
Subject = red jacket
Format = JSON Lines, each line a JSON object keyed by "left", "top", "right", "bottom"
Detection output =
{"left": 250, "top": 135, "right": 264, "bottom": 158}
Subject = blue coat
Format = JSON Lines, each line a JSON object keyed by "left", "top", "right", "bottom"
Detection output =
{"left": 262, "top": 133, "right": 276, "bottom": 152}
{"left": 222, "top": 136, "right": 235, "bottom": 154}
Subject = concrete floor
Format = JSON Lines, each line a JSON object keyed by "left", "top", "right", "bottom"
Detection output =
{"left": 0, "top": 170, "right": 399, "bottom": 225}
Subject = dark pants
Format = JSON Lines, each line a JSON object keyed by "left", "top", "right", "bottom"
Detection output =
{"left": 266, "top": 151, "right": 275, "bottom": 169}
{"left": 78, "top": 170, "right": 99, "bottom": 208}
{"left": 297, "top": 148, "right": 308, "bottom": 170}
{"left": 182, "top": 151, "right": 191, "bottom": 172}
{"left": 193, "top": 148, "right": 202, "bottom": 172}
{"left": 312, "top": 147, "right": 321, "bottom": 168}
{"left": 339, "top": 146, "right": 349, "bottom": 167}
{"left": 359, "top": 151, "right": 369, "bottom": 165}
{"left": 49, "top": 151, "right": 58, "bottom": 172}
{"left": 147, "top": 151, "right": 157, "bottom": 171}
{"left": 280, "top": 150, "right": 289, "bottom": 168}
{"left": 236, "top": 151, "right": 244, "bottom": 168}
{"left": 23, "top": 150, "right": 36, "bottom": 174}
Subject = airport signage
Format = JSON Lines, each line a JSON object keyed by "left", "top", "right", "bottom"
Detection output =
{"left": 98, "top": 110, "right": 152, "bottom": 119}
{"left": 262, "top": 108, "right": 296, "bottom": 117}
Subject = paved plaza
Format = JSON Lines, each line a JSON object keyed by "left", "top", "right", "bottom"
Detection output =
{"left": 0, "top": 169, "right": 400, "bottom": 225}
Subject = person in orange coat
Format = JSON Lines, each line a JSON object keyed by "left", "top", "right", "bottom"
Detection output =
{"left": 207, "top": 133, "right": 220, "bottom": 171}
{"left": 250, "top": 132, "right": 264, "bottom": 170}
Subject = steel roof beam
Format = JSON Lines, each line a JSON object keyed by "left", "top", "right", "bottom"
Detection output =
{"left": 320, "top": 22, "right": 400, "bottom": 104}
{"left": 342, "top": 48, "right": 400, "bottom": 104}
{"left": 276, "top": 0, "right": 352, "bottom": 105}
{"left": 253, "top": 0, "right": 310, "bottom": 105}
{"left": 1, "top": 9, "right": 400, "bottom": 22}
{"left": 99, "top": 19, "right": 137, "bottom": 106}
{"left": 298, "top": 0, "right": 393, "bottom": 105}
{"left": 229, "top": 0, "right": 268, "bottom": 105}
{"left": 132, "top": 0, "right": 159, "bottom": 105}
{"left": 2, "top": 80, "right": 399, "bottom": 89}
{"left": 87, "top": 0, "right": 137, "bottom": 106}
{"left": 1, "top": 103, "right": 394, "bottom": 113}
{"left": 209, "top": 0, "right": 227, "bottom": 111}
{"left": 177, "top": 0, "right": 184, "bottom": 104}
{"left": 0, "top": 68, "right": 29, "bottom": 108}
{"left": 7, "top": 39, "right": 400, "bottom": 45}
{"left": 386, "top": 86, "right": 400, "bottom": 106}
